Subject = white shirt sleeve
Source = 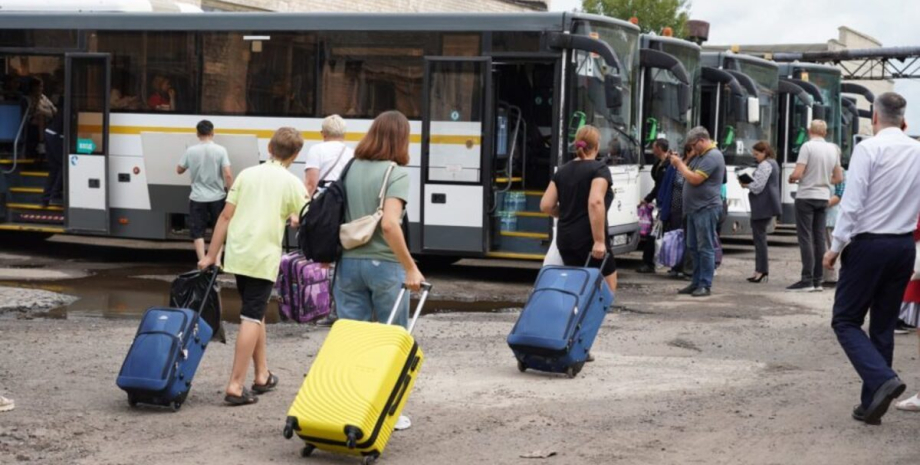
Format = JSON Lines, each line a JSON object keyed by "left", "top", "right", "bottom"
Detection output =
{"left": 831, "top": 144, "right": 871, "bottom": 253}
{"left": 304, "top": 145, "right": 322, "bottom": 171}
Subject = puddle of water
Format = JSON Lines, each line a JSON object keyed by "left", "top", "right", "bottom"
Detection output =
{"left": 3, "top": 268, "right": 522, "bottom": 324}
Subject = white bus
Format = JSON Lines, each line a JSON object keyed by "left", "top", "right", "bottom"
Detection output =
{"left": 0, "top": 12, "right": 642, "bottom": 262}
{"left": 700, "top": 51, "right": 779, "bottom": 237}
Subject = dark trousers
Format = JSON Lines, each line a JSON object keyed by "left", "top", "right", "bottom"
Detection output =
{"left": 751, "top": 218, "right": 771, "bottom": 274}
{"left": 831, "top": 235, "right": 916, "bottom": 407}
{"left": 42, "top": 132, "right": 64, "bottom": 203}
{"left": 641, "top": 235, "right": 655, "bottom": 267}
{"left": 795, "top": 199, "right": 828, "bottom": 284}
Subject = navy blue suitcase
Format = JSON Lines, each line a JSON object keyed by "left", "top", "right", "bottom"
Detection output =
{"left": 507, "top": 255, "right": 614, "bottom": 378}
{"left": 116, "top": 270, "right": 218, "bottom": 411}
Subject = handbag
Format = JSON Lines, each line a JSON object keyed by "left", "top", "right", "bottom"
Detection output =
{"left": 658, "top": 229, "right": 685, "bottom": 268}
{"left": 339, "top": 162, "right": 396, "bottom": 250}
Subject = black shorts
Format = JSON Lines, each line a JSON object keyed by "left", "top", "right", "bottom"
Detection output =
{"left": 235, "top": 274, "right": 274, "bottom": 323}
{"left": 189, "top": 199, "right": 225, "bottom": 240}
{"left": 558, "top": 242, "right": 617, "bottom": 277}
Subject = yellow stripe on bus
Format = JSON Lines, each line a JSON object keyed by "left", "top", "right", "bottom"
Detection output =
{"left": 0, "top": 224, "right": 65, "bottom": 234}
{"left": 78, "top": 125, "right": 481, "bottom": 146}
{"left": 485, "top": 251, "right": 546, "bottom": 261}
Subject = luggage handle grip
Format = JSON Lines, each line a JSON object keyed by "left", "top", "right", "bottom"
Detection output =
{"left": 386, "top": 282, "right": 432, "bottom": 334}
{"left": 387, "top": 373, "right": 412, "bottom": 416}
{"left": 584, "top": 252, "right": 610, "bottom": 271}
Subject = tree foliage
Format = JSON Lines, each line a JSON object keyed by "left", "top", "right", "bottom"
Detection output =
{"left": 582, "top": 0, "right": 691, "bottom": 38}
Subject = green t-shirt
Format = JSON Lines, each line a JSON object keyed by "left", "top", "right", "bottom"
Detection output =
{"left": 223, "top": 160, "right": 307, "bottom": 282}
{"left": 179, "top": 141, "right": 231, "bottom": 202}
{"left": 342, "top": 160, "right": 410, "bottom": 262}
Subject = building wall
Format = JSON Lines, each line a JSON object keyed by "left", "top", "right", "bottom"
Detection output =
{"left": 201, "top": 0, "right": 546, "bottom": 12}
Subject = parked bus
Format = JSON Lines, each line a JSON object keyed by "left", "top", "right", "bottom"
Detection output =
{"left": 774, "top": 62, "right": 841, "bottom": 224}
{"left": 0, "top": 12, "right": 643, "bottom": 261}
{"left": 699, "top": 51, "right": 778, "bottom": 237}
{"left": 637, "top": 33, "right": 701, "bottom": 200}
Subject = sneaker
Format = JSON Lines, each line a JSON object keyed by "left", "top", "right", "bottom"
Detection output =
{"left": 315, "top": 315, "right": 338, "bottom": 327}
{"left": 0, "top": 396, "right": 14, "bottom": 413}
{"left": 691, "top": 287, "right": 711, "bottom": 297}
{"left": 667, "top": 269, "right": 681, "bottom": 278}
{"left": 394, "top": 414, "right": 412, "bottom": 431}
{"left": 636, "top": 265, "right": 655, "bottom": 274}
{"left": 786, "top": 281, "right": 815, "bottom": 292}
{"left": 895, "top": 320, "right": 917, "bottom": 335}
{"left": 812, "top": 283, "right": 824, "bottom": 293}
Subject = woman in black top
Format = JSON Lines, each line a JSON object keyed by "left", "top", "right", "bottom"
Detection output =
{"left": 540, "top": 125, "right": 617, "bottom": 292}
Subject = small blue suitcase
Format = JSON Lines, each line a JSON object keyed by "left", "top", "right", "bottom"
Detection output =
{"left": 116, "top": 270, "right": 218, "bottom": 411}
{"left": 507, "top": 255, "right": 614, "bottom": 378}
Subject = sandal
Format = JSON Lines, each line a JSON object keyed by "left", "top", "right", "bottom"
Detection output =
{"left": 224, "top": 388, "right": 259, "bottom": 406}
{"left": 251, "top": 372, "right": 279, "bottom": 394}
{"left": 895, "top": 393, "right": 920, "bottom": 412}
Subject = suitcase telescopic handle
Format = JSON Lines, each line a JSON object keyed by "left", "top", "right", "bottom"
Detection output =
{"left": 386, "top": 282, "right": 432, "bottom": 334}
{"left": 196, "top": 266, "right": 222, "bottom": 315}
{"left": 584, "top": 252, "right": 610, "bottom": 271}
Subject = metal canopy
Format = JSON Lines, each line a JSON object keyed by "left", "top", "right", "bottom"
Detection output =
{"left": 772, "top": 47, "right": 920, "bottom": 81}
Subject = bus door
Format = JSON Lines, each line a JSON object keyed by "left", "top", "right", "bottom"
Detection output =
{"left": 64, "top": 53, "right": 110, "bottom": 233}
{"left": 421, "top": 57, "right": 491, "bottom": 253}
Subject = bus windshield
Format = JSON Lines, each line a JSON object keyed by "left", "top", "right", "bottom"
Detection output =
{"left": 804, "top": 69, "right": 842, "bottom": 146}
{"left": 570, "top": 20, "right": 640, "bottom": 166}
{"left": 785, "top": 94, "right": 812, "bottom": 164}
{"left": 721, "top": 60, "right": 777, "bottom": 167}
{"left": 643, "top": 41, "right": 700, "bottom": 163}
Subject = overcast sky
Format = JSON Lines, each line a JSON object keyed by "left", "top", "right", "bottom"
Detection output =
{"left": 550, "top": 0, "right": 920, "bottom": 129}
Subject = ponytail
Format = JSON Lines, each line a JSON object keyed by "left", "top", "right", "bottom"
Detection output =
{"left": 574, "top": 125, "right": 600, "bottom": 159}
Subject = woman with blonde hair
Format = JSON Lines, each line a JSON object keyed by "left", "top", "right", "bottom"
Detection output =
{"left": 540, "top": 125, "right": 617, "bottom": 292}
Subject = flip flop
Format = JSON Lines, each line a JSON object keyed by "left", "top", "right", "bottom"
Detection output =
{"left": 224, "top": 388, "right": 259, "bottom": 406}
{"left": 896, "top": 393, "right": 920, "bottom": 412}
{"left": 251, "top": 372, "right": 279, "bottom": 394}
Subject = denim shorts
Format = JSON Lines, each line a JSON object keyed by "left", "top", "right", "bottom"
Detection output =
{"left": 333, "top": 258, "right": 408, "bottom": 328}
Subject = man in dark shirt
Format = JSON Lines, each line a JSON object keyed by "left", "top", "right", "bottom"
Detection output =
{"left": 669, "top": 127, "right": 726, "bottom": 297}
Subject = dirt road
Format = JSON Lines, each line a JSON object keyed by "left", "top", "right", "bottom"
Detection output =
{"left": 1, "top": 234, "right": 919, "bottom": 464}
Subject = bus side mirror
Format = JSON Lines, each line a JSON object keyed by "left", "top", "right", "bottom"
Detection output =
{"left": 605, "top": 74, "right": 624, "bottom": 110}
{"left": 747, "top": 97, "right": 760, "bottom": 124}
{"left": 732, "top": 95, "right": 747, "bottom": 122}
{"left": 678, "top": 84, "right": 691, "bottom": 123}
{"left": 814, "top": 104, "right": 827, "bottom": 121}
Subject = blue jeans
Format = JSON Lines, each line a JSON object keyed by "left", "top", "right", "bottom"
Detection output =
{"left": 333, "top": 258, "right": 408, "bottom": 328}
{"left": 686, "top": 206, "right": 720, "bottom": 289}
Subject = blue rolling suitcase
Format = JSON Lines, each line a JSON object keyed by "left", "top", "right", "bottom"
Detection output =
{"left": 116, "top": 270, "right": 218, "bottom": 411}
{"left": 507, "top": 255, "right": 614, "bottom": 378}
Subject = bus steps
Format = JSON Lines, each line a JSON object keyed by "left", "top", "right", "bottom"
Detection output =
{"left": 492, "top": 190, "right": 552, "bottom": 257}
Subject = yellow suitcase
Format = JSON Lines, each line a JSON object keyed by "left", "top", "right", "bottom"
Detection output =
{"left": 283, "top": 284, "right": 430, "bottom": 464}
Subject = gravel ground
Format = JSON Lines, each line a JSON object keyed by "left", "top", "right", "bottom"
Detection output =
{"left": 1, "top": 234, "right": 919, "bottom": 464}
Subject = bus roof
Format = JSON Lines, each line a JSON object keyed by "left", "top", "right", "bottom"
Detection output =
{"left": 778, "top": 62, "right": 841, "bottom": 76}
{"left": 702, "top": 50, "right": 778, "bottom": 70}
{"left": 641, "top": 34, "right": 701, "bottom": 52}
{"left": 0, "top": 11, "right": 637, "bottom": 33}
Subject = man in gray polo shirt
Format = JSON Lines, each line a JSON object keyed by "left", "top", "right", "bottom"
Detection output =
{"left": 669, "top": 126, "right": 725, "bottom": 297}
{"left": 787, "top": 120, "right": 843, "bottom": 292}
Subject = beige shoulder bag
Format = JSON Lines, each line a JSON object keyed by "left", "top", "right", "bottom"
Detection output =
{"left": 340, "top": 162, "right": 397, "bottom": 250}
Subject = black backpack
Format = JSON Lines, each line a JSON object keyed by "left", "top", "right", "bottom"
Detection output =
{"left": 298, "top": 158, "right": 356, "bottom": 263}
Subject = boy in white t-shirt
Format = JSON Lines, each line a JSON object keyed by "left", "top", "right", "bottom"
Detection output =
{"left": 304, "top": 114, "right": 354, "bottom": 196}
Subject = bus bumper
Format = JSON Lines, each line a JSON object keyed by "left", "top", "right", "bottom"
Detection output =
{"left": 720, "top": 212, "right": 756, "bottom": 237}
{"left": 609, "top": 222, "right": 640, "bottom": 255}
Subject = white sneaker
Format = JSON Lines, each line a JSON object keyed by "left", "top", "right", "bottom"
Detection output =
{"left": 0, "top": 396, "right": 14, "bottom": 412}
{"left": 895, "top": 393, "right": 920, "bottom": 412}
{"left": 394, "top": 414, "right": 411, "bottom": 431}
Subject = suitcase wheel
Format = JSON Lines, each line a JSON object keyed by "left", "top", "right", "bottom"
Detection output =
{"left": 170, "top": 401, "right": 182, "bottom": 412}
{"left": 127, "top": 394, "right": 138, "bottom": 408}
{"left": 362, "top": 453, "right": 379, "bottom": 465}
{"left": 300, "top": 445, "right": 315, "bottom": 458}
{"left": 517, "top": 360, "right": 527, "bottom": 373}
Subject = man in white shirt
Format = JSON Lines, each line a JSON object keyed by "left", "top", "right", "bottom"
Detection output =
{"left": 824, "top": 92, "right": 920, "bottom": 425}
{"left": 304, "top": 114, "right": 353, "bottom": 197}
{"left": 304, "top": 115, "right": 353, "bottom": 327}
{"left": 787, "top": 120, "right": 843, "bottom": 292}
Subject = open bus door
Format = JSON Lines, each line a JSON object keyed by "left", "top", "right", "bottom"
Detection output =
{"left": 420, "top": 57, "right": 491, "bottom": 254}
{"left": 64, "top": 53, "right": 110, "bottom": 234}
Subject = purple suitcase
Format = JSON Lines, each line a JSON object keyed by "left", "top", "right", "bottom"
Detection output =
{"left": 277, "top": 252, "right": 331, "bottom": 323}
